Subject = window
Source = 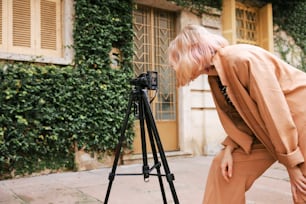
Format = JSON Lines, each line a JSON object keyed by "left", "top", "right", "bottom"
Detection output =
{"left": 133, "top": 5, "right": 177, "bottom": 120}
{"left": 222, "top": 0, "right": 273, "bottom": 51}
{"left": 0, "top": 0, "right": 74, "bottom": 64}
{"left": 236, "top": 2, "right": 258, "bottom": 45}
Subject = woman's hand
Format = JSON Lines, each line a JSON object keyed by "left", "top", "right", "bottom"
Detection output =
{"left": 287, "top": 165, "right": 306, "bottom": 202}
{"left": 221, "top": 145, "right": 234, "bottom": 182}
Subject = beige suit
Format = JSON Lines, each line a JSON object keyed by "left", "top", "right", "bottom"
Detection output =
{"left": 203, "top": 44, "right": 306, "bottom": 204}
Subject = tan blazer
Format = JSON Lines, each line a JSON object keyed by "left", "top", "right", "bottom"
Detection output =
{"left": 210, "top": 44, "right": 306, "bottom": 173}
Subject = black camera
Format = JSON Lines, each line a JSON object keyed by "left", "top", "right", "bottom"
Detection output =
{"left": 130, "top": 71, "right": 158, "bottom": 90}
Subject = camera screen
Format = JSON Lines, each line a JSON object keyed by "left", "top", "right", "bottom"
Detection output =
{"left": 148, "top": 71, "right": 158, "bottom": 90}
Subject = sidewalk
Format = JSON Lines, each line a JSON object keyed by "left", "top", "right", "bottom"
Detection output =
{"left": 0, "top": 156, "right": 292, "bottom": 204}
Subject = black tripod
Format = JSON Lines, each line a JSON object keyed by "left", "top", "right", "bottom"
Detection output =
{"left": 104, "top": 72, "right": 179, "bottom": 204}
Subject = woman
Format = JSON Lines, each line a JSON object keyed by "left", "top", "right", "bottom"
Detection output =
{"left": 168, "top": 24, "right": 306, "bottom": 204}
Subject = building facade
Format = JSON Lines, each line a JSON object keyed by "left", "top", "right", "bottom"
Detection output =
{"left": 2, "top": 0, "right": 298, "bottom": 159}
{"left": 132, "top": 0, "right": 274, "bottom": 156}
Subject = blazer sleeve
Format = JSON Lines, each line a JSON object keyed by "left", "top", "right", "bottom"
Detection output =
{"left": 222, "top": 136, "right": 239, "bottom": 150}
{"left": 244, "top": 54, "right": 304, "bottom": 168}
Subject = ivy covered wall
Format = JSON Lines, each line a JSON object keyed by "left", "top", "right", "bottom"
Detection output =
{"left": 0, "top": 0, "right": 134, "bottom": 179}
{"left": 272, "top": 1, "right": 305, "bottom": 70}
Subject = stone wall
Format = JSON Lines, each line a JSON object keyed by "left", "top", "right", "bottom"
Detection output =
{"left": 274, "top": 26, "right": 305, "bottom": 70}
{"left": 177, "top": 11, "right": 226, "bottom": 156}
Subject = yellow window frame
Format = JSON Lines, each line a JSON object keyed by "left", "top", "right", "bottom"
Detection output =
{"left": 222, "top": 0, "right": 273, "bottom": 52}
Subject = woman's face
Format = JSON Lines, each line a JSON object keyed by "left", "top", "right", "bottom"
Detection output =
{"left": 190, "top": 65, "right": 218, "bottom": 81}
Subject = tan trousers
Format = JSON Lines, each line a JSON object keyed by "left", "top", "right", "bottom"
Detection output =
{"left": 202, "top": 144, "right": 277, "bottom": 204}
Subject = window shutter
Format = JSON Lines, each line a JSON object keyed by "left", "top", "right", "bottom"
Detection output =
{"left": 0, "top": 0, "right": 64, "bottom": 62}
{"left": 258, "top": 3, "right": 273, "bottom": 52}
{"left": 235, "top": 2, "right": 259, "bottom": 45}
{"left": 40, "top": 0, "right": 56, "bottom": 50}
{"left": 39, "top": 0, "right": 61, "bottom": 57}
{"left": 12, "top": 0, "right": 31, "bottom": 47}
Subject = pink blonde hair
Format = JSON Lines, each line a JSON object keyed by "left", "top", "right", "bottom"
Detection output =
{"left": 168, "top": 24, "right": 229, "bottom": 86}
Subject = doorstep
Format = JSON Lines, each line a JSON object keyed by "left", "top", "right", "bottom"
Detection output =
{"left": 122, "top": 151, "right": 193, "bottom": 165}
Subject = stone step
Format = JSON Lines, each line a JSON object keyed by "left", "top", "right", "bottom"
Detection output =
{"left": 122, "top": 151, "right": 193, "bottom": 165}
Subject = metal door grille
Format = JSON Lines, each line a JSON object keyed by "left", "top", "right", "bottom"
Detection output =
{"left": 133, "top": 6, "right": 176, "bottom": 120}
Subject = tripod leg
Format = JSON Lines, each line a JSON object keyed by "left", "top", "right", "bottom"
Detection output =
{"left": 141, "top": 91, "right": 180, "bottom": 204}
{"left": 144, "top": 110, "right": 168, "bottom": 204}
{"left": 104, "top": 91, "right": 134, "bottom": 204}
{"left": 138, "top": 95, "right": 150, "bottom": 181}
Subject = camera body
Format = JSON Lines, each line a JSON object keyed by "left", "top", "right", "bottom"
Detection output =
{"left": 130, "top": 71, "right": 158, "bottom": 90}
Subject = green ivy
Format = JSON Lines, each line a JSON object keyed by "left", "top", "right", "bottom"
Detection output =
{"left": 264, "top": 1, "right": 305, "bottom": 69}
{"left": 271, "top": 1, "right": 305, "bottom": 65}
{"left": 0, "top": 0, "right": 135, "bottom": 179}
{"left": 167, "top": 0, "right": 222, "bottom": 15}
{"left": 73, "top": 0, "right": 135, "bottom": 151}
{"left": 74, "top": 0, "right": 134, "bottom": 70}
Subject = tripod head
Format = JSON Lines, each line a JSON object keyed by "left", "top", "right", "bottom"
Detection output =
{"left": 130, "top": 71, "right": 158, "bottom": 119}
{"left": 130, "top": 71, "right": 158, "bottom": 90}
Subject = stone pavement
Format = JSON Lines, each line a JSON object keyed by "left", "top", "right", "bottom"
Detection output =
{"left": 0, "top": 156, "right": 293, "bottom": 204}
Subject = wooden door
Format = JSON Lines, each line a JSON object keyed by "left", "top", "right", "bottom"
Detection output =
{"left": 132, "top": 5, "right": 178, "bottom": 153}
